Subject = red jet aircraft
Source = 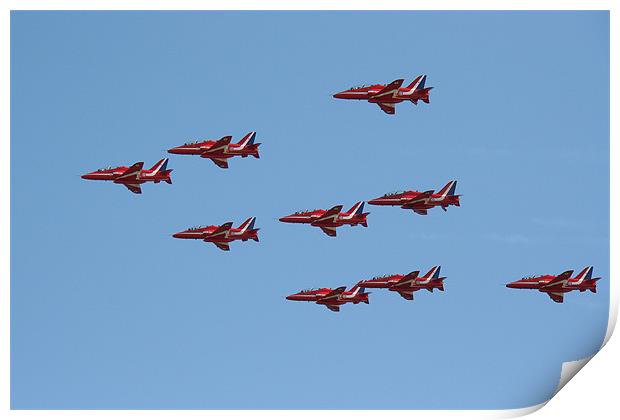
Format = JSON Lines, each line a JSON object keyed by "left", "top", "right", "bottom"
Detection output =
{"left": 81, "top": 158, "right": 172, "bottom": 194}
{"left": 333, "top": 75, "right": 433, "bottom": 114}
{"left": 167, "top": 131, "right": 260, "bottom": 169}
{"left": 172, "top": 217, "right": 259, "bottom": 251}
{"left": 286, "top": 284, "right": 370, "bottom": 312}
{"left": 506, "top": 266, "right": 601, "bottom": 303}
{"left": 278, "top": 201, "right": 369, "bottom": 237}
{"left": 368, "top": 181, "right": 460, "bottom": 215}
{"left": 358, "top": 266, "right": 446, "bottom": 300}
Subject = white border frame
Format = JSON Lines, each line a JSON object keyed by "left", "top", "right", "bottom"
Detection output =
{"left": 2, "top": 1, "right": 616, "bottom": 419}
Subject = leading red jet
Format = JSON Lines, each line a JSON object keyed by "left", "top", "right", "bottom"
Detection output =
{"left": 286, "top": 284, "right": 370, "bottom": 312}
{"left": 81, "top": 158, "right": 172, "bottom": 194}
{"left": 368, "top": 181, "right": 460, "bottom": 215}
{"left": 167, "top": 131, "right": 261, "bottom": 169}
{"left": 172, "top": 217, "right": 259, "bottom": 251}
{"left": 333, "top": 75, "right": 433, "bottom": 115}
{"left": 506, "top": 266, "right": 601, "bottom": 303}
{"left": 358, "top": 266, "right": 446, "bottom": 301}
{"left": 278, "top": 201, "right": 369, "bottom": 237}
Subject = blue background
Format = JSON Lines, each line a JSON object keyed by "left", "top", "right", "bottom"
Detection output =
{"left": 11, "top": 11, "right": 610, "bottom": 409}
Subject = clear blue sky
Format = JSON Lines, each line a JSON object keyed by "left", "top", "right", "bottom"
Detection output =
{"left": 11, "top": 11, "right": 609, "bottom": 409}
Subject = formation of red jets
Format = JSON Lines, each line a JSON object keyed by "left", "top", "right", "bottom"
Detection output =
{"left": 287, "top": 266, "right": 446, "bottom": 312}
{"left": 81, "top": 75, "right": 601, "bottom": 305}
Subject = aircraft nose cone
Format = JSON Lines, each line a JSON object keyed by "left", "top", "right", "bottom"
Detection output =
{"left": 333, "top": 92, "right": 345, "bottom": 99}
{"left": 368, "top": 198, "right": 380, "bottom": 205}
{"left": 167, "top": 148, "right": 179, "bottom": 154}
{"left": 172, "top": 233, "right": 182, "bottom": 238}
{"left": 81, "top": 173, "right": 93, "bottom": 180}
{"left": 279, "top": 216, "right": 291, "bottom": 223}
{"left": 506, "top": 282, "right": 518, "bottom": 288}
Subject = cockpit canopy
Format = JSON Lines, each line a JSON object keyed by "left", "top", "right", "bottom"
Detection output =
{"left": 96, "top": 166, "right": 115, "bottom": 172}
{"left": 300, "top": 288, "right": 318, "bottom": 293}
{"left": 188, "top": 225, "right": 206, "bottom": 231}
{"left": 293, "top": 209, "right": 319, "bottom": 215}
{"left": 349, "top": 84, "right": 369, "bottom": 90}
{"left": 372, "top": 274, "right": 394, "bottom": 280}
{"left": 183, "top": 140, "right": 203, "bottom": 146}
{"left": 382, "top": 191, "right": 405, "bottom": 197}
{"left": 521, "top": 275, "right": 542, "bottom": 280}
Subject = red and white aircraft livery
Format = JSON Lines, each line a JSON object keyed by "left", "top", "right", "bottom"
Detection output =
{"left": 81, "top": 158, "right": 172, "bottom": 194}
{"left": 333, "top": 75, "right": 433, "bottom": 114}
{"left": 358, "top": 266, "right": 446, "bottom": 301}
{"left": 167, "top": 131, "right": 260, "bottom": 169}
{"left": 506, "top": 266, "right": 601, "bottom": 303}
{"left": 172, "top": 217, "right": 259, "bottom": 251}
{"left": 286, "top": 284, "right": 370, "bottom": 312}
{"left": 368, "top": 181, "right": 460, "bottom": 215}
{"left": 278, "top": 201, "right": 369, "bottom": 237}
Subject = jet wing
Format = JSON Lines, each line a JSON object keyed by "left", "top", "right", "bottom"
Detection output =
{"left": 203, "top": 222, "right": 233, "bottom": 240}
{"left": 393, "top": 271, "right": 420, "bottom": 287}
{"left": 313, "top": 205, "right": 343, "bottom": 224}
{"left": 370, "top": 79, "right": 404, "bottom": 101}
{"left": 541, "top": 270, "right": 574, "bottom": 290}
{"left": 122, "top": 183, "right": 142, "bottom": 194}
{"left": 319, "top": 226, "right": 337, "bottom": 237}
{"left": 213, "top": 242, "right": 230, "bottom": 251}
{"left": 325, "top": 305, "right": 340, "bottom": 312}
{"left": 318, "top": 286, "right": 347, "bottom": 303}
{"left": 203, "top": 136, "right": 232, "bottom": 154}
{"left": 376, "top": 103, "right": 396, "bottom": 115}
{"left": 401, "top": 190, "right": 434, "bottom": 208}
{"left": 398, "top": 291, "right": 415, "bottom": 300}
{"left": 546, "top": 291, "right": 564, "bottom": 303}
{"left": 115, "top": 162, "right": 144, "bottom": 182}
{"left": 207, "top": 157, "right": 229, "bottom": 169}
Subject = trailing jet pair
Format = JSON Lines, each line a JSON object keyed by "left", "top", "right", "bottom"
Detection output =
{"left": 506, "top": 266, "right": 601, "bottom": 303}
{"left": 333, "top": 75, "right": 433, "bottom": 114}
{"left": 168, "top": 132, "right": 260, "bottom": 169}
{"left": 279, "top": 201, "right": 368, "bottom": 237}
{"left": 81, "top": 158, "right": 172, "bottom": 194}
{"left": 369, "top": 181, "right": 460, "bottom": 216}
{"left": 172, "top": 217, "right": 259, "bottom": 251}
{"left": 286, "top": 284, "right": 370, "bottom": 312}
{"left": 358, "top": 266, "right": 446, "bottom": 301}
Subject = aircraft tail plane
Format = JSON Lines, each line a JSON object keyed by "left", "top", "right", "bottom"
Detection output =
{"left": 238, "top": 217, "right": 257, "bottom": 233}
{"left": 343, "top": 201, "right": 365, "bottom": 216}
{"left": 573, "top": 266, "right": 593, "bottom": 284}
{"left": 573, "top": 266, "right": 601, "bottom": 292}
{"left": 239, "top": 131, "right": 257, "bottom": 147}
{"left": 238, "top": 132, "right": 261, "bottom": 159}
{"left": 149, "top": 158, "right": 169, "bottom": 173}
{"left": 349, "top": 285, "right": 369, "bottom": 304}
{"left": 422, "top": 266, "right": 441, "bottom": 280}
{"left": 405, "top": 75, "right": 426, "bottom": 91}
{"left": 437, "top": 181, "right": 458, "bottom": 199}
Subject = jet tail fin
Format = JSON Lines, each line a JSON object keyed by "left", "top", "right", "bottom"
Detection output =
{"left": 343, "top": 201, "right": 365, "bottom": 217}
{"left": 406, "top": 75, "right": 426, "bottom": 91}
{"left": 437, "top": 181, "right": 457, "bottom": 199}
{"left": 572, "top": 266, "right": 594, "bottom": 284}
{"left": 238, "top": 131, "right": 257, "bottom": 147}
{"left": 238, "top": 217, "right": 257, "bottom": 233}
{"left": 422, "top": 266, "right": 441, "bottom": 280}
{"left": 149, "top": 158, "right": 169, "bottom": 173}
